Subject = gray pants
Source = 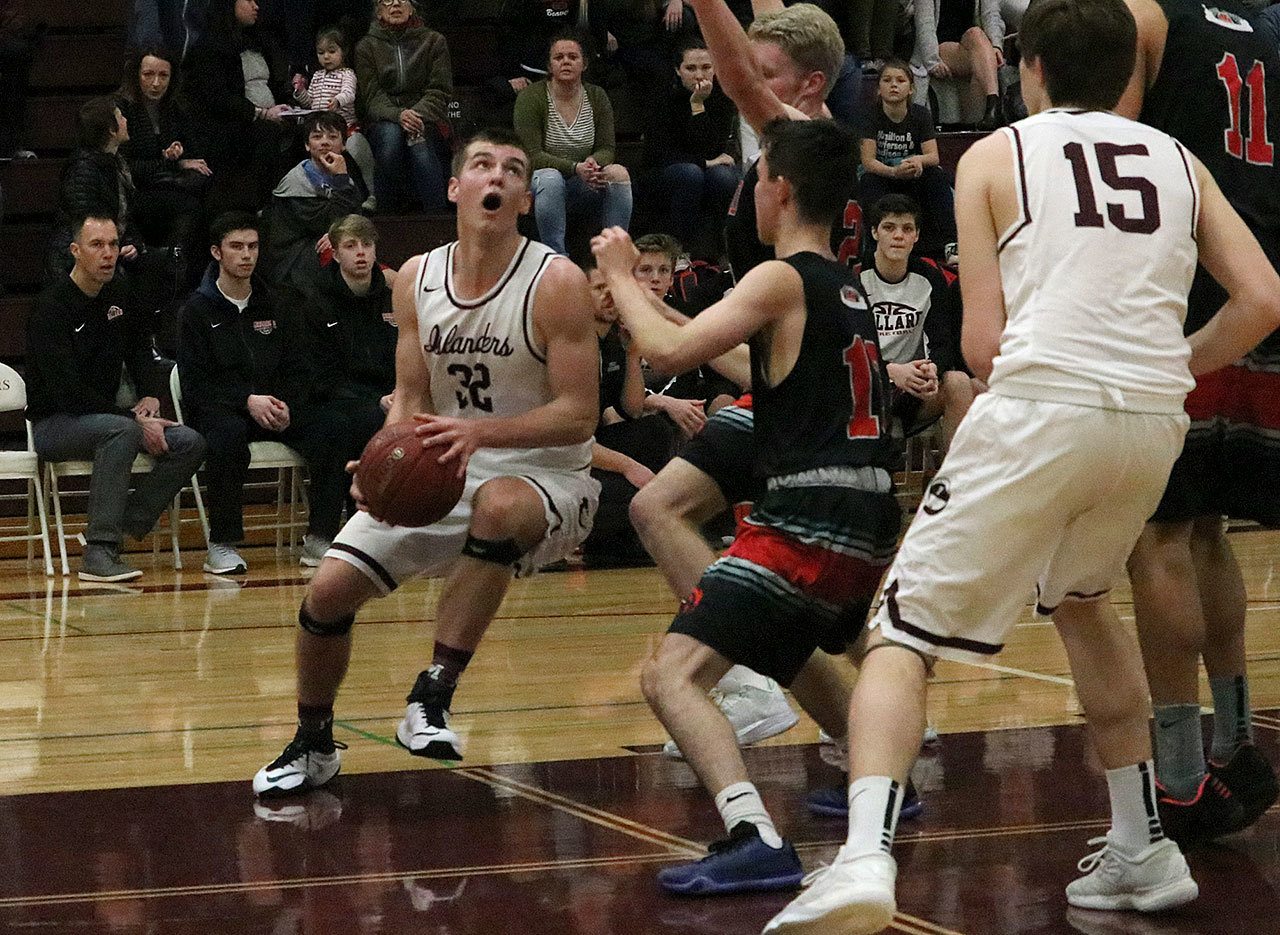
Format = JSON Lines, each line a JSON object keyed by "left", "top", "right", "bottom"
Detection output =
{"left": 33, "top": 413, "right": 206, "bottom": 548}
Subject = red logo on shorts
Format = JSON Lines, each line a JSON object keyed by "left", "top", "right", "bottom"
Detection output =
{"left": 680, "top": 587, "right": 704, "bottom": 613}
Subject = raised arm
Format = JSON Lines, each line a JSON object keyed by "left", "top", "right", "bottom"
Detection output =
{"left": 1186, "top": 160, "right": 1280, "bottom": 375}
{"left": 685, "top": 0, "right": 794, "bottom": 133}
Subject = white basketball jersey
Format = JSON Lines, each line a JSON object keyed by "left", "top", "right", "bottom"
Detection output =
{"left": 990, "top": 109, "right": 1199, "bottom": 413}
{"left": 414, "top": 237, "right": 592, "bottom": 475}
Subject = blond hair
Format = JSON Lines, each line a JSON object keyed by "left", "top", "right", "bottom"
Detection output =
{"left": 748, "top": 3, "right": 845, "bottom": 100}
{"left": 328, "top": 213, "right": 380, "bottom": 245}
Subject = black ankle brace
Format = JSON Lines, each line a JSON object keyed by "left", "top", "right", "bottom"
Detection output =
{"left": 461, "top": 534, "right": 524, "bottom": 567}
{"left": 299, "top": 605, "right": 355, "bottom": 637}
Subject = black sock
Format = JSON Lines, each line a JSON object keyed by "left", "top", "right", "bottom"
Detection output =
{"left": 298, "top": 703, "right": 334, "bottom": 738}
{"left": 431, "top": 641, "right": 474, "bottom": 687}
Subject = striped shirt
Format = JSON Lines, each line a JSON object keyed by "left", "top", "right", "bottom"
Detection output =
{"left": 296, "top": 67, "right": 358, "bottom": 127}
{"left": 544, "top": 86, "right": 595, "bottom": 160}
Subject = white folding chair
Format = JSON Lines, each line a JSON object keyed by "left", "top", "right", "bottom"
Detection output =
{"left": 170, "top": 366, "right": 309, "bottom": 552}
{"left": 0, "top": 364, "right": 54, "bottom": 576}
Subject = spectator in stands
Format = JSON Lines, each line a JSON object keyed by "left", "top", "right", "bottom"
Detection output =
{"left": 27, "top": 214, "right": 206, "bottom": 582}
{"left": 299, "top": 213, "right": 394, "bottom": 463}
{"left": 46, "top": 97, "right": 174, "bottom": 325}
{"left": 292, "top": 26, "right": 376, "bottom": 201}
{"left": 355, "top": 0, "right": 453, "bottom": 212}
{"left": 265, "top": 111, "right": 368, "bottom": 293}
{"left": 182, "top": 0, "right": 292, "bottom": 212}
{"left": 46, "top": 98, "right": 140, "bottom": 281}
{"left": 635, "top": 233, "right": 740, "bottom": 417}
{"left": 583, "top": 255, "right": 674, "bottom": 568}
{"left": 516, "top": 33, "right": 632, "bottom": 256}
{"left": 644, "top": 40, "right": 739, "bottom": 259}
{"left": 860, "top": 193, "right": 973, "bottom": 448}
{"left": 116, "top": 47, "right": 212, "bottom": 300}
{"left": 177, "top": 211, "right": 350, "bottom": 574}
{"left": 858, "top": 60, "right": 955, "bottom": 258}
{"left": 912, "top": 0, "right": 1004, "bottom": 128}
{"left": 596, "top": 0, "right": 695, "bottom": 91}
{"left": 499, "top": 0, "right": 602, "bottom": 92}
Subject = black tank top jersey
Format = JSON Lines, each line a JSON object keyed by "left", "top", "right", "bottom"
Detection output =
{"left": 750, "top": 252, "right": 898, "bottom": 479}
{"left": 725, "top": 158, "right": 863, "bottom": 283}
{"left": 1141, "top": 0, "right": 1280, "bottom": 333}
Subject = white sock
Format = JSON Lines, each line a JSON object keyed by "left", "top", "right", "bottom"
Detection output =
{"left": 715, "top": 666, "right": 774, "bottom": 693}
{"left": 1106, "top": 760, "right": 1164, "bottom": 851}
{"left": 845, "top": 776, "right": 902, "bottom": 856}
{"left": 715, "top": 781, "right": 783, "bottom": 848}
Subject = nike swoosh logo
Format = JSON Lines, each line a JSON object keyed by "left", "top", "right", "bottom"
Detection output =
{"left": 74, "top": 323, "right": 86, "bottom": 333}
{"left": 211, "top": 321, "right": 224, "bottom": 328}
{"left": 327, "top": 321, "right": 339, "bottom": 328}
{"left": 725, "top": 791, "right": 752, "bottom": 803}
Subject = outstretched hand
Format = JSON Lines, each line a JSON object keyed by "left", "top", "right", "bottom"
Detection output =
{"left": 591, "top": 227, "right": 640, "bottom": 279}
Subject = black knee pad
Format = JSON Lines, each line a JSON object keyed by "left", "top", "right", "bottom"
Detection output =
{"left": 299, "top": 605, "right": 355, "bottom": 637}
{"left": 461, "top": 534, "right": 524, "bottom": 567}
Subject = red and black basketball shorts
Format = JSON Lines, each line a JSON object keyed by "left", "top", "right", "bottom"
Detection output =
{"left": 668, "top": 471, "right": 901, "bottom": 686}
{"left": 1152, "top": 355, "right": 1280, "bottom": 526}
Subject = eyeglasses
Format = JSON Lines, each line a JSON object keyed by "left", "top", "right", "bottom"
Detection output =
{"left": 378, "top": 0, "right": 410, "bottom": 6}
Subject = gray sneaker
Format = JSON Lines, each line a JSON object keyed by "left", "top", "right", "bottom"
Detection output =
{"left": 299, "top": 533, "right": 331, "bottom": 568}
{"left": 204, "top": 543, "right": 248, "bottom": 575}
{"left": 79, "top": 544, "right": 143, "bottom": 582}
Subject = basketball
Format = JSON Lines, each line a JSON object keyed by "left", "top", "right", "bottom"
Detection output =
{"left": 357, "top": 421, "right": 466, "bottom": 527}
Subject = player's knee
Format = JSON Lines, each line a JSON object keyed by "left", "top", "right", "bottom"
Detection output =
{"left": 304, "top": 560, "right": 377, "bottom": 621}
{"left": 471, "top": 479, "right": 546, "bottom": 543}
{"left": 298, "top": 603, "right": 354, "bottom": 637}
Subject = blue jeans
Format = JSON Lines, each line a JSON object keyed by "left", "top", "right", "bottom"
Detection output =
{"left": 367, "top": 120, "right": 447, "bottom": 212}
{"left": 659, "top": 162, "right": 741, "bottom": 249}
{"left": 532, "top": 168, "right": 633, "bottom": 254}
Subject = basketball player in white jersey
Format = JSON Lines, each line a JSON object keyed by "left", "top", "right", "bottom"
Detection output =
{"left": 252, "top": 128, "right": 600, "bottom": 796}
{"left": 766, "top": 0, "right": 1280, "bottom": 931}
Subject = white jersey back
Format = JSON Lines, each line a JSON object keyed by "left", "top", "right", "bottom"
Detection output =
{"left": 991, "top": 109, "right": 1198, "bottom": 413}
{"left": 415, "top": 237, "right": 592, "bottom": 475}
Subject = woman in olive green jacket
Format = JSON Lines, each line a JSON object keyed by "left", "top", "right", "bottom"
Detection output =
{"left": 513, "top": 33, "right": 632, "bottom": 254}
{"left": 355, "top": 0, "right": 453, "bottom": 211}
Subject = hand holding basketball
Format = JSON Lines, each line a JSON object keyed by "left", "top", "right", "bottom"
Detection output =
{"left": 414, "top": 413, "right": 484, "bottom": 479}
{"left": 357, "top": 422, "right": 466, "bottom": 527}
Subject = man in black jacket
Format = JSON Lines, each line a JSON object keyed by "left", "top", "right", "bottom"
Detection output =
{"left": 177, "top": 211, "right": 348, "bottom": 574}
{"left": 301, "top": 213, "right": 395, "bottom": 462}
{"left": 28, "top": 214, "right": 206, "bottom": 582}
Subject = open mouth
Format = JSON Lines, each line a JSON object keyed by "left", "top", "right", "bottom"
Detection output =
{"left": 482, "top": 193, "right": 502, "bottom": 211}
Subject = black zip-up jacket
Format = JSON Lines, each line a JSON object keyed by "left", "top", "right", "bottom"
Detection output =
{"left": 302, "top": 262, "right": 397, "bottom": 401}
{"left": 644, "top": 80, "right": 737, "bottom": 169}
{"left": 26, "top": 275, "right": 162, "bottom": 423}
{"left": 117, "top": 95, "right": 201, "bottom": 191}
{"left": 177, "top": 262, "right": 310, "bottom": 420}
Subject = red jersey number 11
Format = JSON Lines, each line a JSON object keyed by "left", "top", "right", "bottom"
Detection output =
{"left": 843, "top": 336, "right": 882, "bottom": 439}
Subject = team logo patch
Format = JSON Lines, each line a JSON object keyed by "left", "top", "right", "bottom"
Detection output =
{"left": 382, "top": 311, "right": 398, "bottom": 327}
{"left": 106, "top": 305, "right": 124, "bottom": 321}
{"left": 840, "top": 284, "right": 868, "bottom": 310}
{"left": 578, "top": 497, "right": 592, "bottom": 528}
{"left": 921, "top": 478, "right": 951, "bottom": 516}
{"left": 253, "top": 319, "right": 276, "bottom": 335}
{"left": 1202, "top": 4, "right": 1254, "bottom": 30}
{"left": 680, "top": 586, "right": 705, "bottom": 613}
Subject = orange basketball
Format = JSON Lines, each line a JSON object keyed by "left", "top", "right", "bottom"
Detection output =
{"left": 357, "top": 421, "right": 466, "bottom": 527}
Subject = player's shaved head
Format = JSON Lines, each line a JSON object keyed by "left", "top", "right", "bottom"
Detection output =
{"left": 1020, "top": 0, "right": 1137, "bottom": 111}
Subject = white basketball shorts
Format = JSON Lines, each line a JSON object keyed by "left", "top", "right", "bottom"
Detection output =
{"left": 872, "top": 392, "right": 1188, "bottom": 665}
{"left": 325, "top": 465, "right": 600, "bottom": 594}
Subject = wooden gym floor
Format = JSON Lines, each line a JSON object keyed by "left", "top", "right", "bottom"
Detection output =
{"left": 0, "top": 527, "right": 1277, "bottom": 933}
